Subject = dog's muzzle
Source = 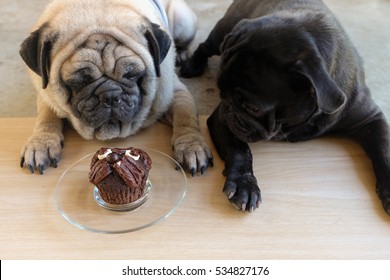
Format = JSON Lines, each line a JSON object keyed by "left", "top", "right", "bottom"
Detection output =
{"left": 97, "top": 80, "right": 123, "bottom": 108}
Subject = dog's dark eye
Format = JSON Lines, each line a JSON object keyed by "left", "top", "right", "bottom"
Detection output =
{"left": 66, "top": 68, "right": 94, "bottom": 88}
{"left": 122, "top": 66, "right": 145, "bottom": 81}
{"left": 123, "top": 71, "right": 139, "bottom": 80}
{"left": 244, "top": 103, "right": 261, "bottom": 114}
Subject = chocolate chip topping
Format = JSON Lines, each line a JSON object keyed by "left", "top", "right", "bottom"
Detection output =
{"left": 106, "top": 152, "right": 121, "bottom": 164}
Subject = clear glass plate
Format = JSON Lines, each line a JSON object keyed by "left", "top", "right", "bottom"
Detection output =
{"left": 55, "top": 148, "right": 187, "bottom": 234}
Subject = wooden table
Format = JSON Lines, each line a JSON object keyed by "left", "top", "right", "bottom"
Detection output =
{"left": 1, "top": 117, "right": 390, "bottom": 259}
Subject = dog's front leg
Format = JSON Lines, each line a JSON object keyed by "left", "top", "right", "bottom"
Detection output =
{"left": 350, "top": 113, "right": 390, "bottom": 215}
{"left": 165, "top": 76, "right": 213, "bottom": 176}
{"left": 20, "top": 95, "right": 64, "bottom": 174}
{"left": 207, "top": 104, "right": 261, "bottom": 212}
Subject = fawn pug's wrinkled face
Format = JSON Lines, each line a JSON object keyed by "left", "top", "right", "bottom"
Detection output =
{"left": 60, "top": 34, "right": 148, "bottom": 140}
{"left": 20, "top": 7, "right": 172, "bottom": 141}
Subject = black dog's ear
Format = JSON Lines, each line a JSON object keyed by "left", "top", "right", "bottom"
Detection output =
{"left": 293, "top": 58, "right": 346, "bottom": 114}
{"left": 19, "top": 24, "right": 56, "bottom": 89}
{"left": 145, "top": 23, "right": 171, "bottom": 77}
{"left": 220, "top": 16, "right": 277, "bottom": 58}
{"left": 220, "top": 19, "right": 257, "bottom": 65}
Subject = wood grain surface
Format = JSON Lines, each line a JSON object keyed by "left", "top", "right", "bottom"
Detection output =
{"left": 1, "top": 117, "right": 389, "bottom": 259}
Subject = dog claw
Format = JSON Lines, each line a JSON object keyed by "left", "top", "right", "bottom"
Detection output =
{"left": 20, "top": 157, "right": 25, "bottom": 168}
{"left": 241, "top": 203, "right": 247, "bottom": 211}
{"left": 228, "top": 191, "right": 235, "bottom": 199}
{"left": 250, "top": 193, "right": 262, "bottom": 210}
{"left": 37, "top": 165, "right": 44, "bottom": 175}
{"left": 27, "top": 164, "right": 34, "bottom": 174}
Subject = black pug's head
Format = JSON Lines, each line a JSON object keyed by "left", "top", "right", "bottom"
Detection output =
{"left": 217, "top": 16, "right": 346, "bottom": 142}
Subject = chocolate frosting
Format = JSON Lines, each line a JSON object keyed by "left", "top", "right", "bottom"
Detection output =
{"left": 89, "top": 147, "right": 152, "bottom": 189}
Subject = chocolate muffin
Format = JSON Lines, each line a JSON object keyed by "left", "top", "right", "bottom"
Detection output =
{"left": 89, "top": 147, "right": 152, "bottom": 205}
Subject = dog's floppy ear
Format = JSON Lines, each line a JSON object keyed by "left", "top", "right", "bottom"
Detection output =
{"left": 293, "top": 58, "right": 346, "bottom": 114}
{"left": 19, "top": 24, "right": 57, "bottom": 89}
{"left": 220, "top": 18, "right": 260, "bottom": 65}
{"left": 145, "top": 23, "right": 171, "bottom": 77}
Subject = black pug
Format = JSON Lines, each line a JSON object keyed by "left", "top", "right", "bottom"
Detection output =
{"left": 181, "top": 0, "right": 390, "bottom": 214}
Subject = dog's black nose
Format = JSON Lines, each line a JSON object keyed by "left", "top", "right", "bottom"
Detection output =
{"left": 101, "top": 91, "right": 121, "bottom": 108}
{"left": 97, "top": 80, "right": 122, "bottom": 108}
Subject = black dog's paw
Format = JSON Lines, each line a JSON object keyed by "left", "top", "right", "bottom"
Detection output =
{"left": 223, "top": 173, "right": 262, "bottom": 212}
{"left": 179, "top": 54, "right": 208, "bottom": 78}
{"left": 377, "top": 185, "right": 390, "bottom": 215}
